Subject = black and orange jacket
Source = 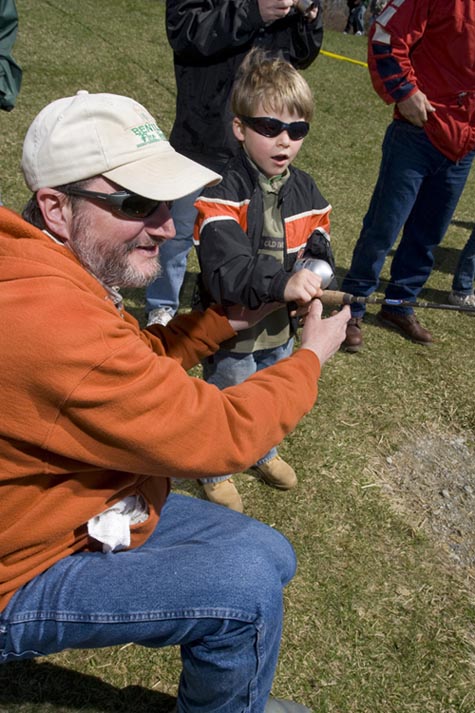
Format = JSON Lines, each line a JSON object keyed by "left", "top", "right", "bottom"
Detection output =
{"left": 193, "top": 149, "right": 332, "bottom": 310}
{"left": 368, "top": 0, "right": 475, "bottom": 162}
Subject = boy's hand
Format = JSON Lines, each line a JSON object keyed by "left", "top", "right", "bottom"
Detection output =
{"left": 300, "top": 301, "right": 351, "bottom": 366}
{"left": 258, "top": 0, "right": 294, "bottom": 23}
{"left": 283, "top": 268, "right": 323, "bottom": 304}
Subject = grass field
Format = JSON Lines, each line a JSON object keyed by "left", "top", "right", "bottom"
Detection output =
{"left": 1, "top": 2, "right": 475, "bottom": 712}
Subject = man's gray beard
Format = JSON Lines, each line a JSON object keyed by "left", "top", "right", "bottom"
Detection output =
{"left": 69, "top": 214, "right": 161, "bottom": 289}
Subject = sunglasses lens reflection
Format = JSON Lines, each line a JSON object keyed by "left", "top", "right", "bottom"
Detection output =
{"left": 242, "top": 116, "right": 309, "bottom": 141}
{"left": 121, "top": 195, "right": 160, "bottom": 218}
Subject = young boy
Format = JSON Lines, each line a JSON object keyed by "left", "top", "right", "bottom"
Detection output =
{"left": 194, "top": 48, "right": 334, "bottom": 511}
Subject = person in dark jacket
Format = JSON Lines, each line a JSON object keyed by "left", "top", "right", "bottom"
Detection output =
{"left": 0, "top": 0, "right": 22, "bottom": 205}
{"left": 0, "top": 0, "right": 21, "bottom": 112}
{"left": 193, "top": 49, "right": 334, "bottom": 510}
{"left": 343, "top": 0, "right": 366, "bottom": 35}
{"left": 145, "top": 0, "right": 323, "bottom": 327}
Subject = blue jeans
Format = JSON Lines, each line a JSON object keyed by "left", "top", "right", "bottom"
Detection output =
{"left": 342, "top": 121, "right": 475, "bottom": 317}
{"left": 145, "top": 153, "right": 228, "bottom": 317}
{"left": 145, "top": 189, "right": 201, "bottom": 315}
{"left": 0, "top": 493, "right": 296, "bottom": 713}
{"left": 452, "top": 225, "right": 475, "bottom": 294}
{"left": 201, "top": 340, "right": 294, "bottom": 484}
{"left": 353, "top": 5, "right": 365, "bottom": 32}
{"left": 345, "top": 4, "right": 365, "bottom": 33}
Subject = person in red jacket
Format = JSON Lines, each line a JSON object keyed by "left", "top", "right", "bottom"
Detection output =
{"left": 0, "top": 90, "right": 349, "bottom": 713}
{"left": 341, "top": 0, "right": 475, "bottom": 352}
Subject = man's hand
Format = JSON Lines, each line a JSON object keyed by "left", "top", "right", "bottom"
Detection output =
{"left": 226, "top": 302, "right": 282, "bottom": 331}
{"left": 397, "top": 90, "right": 435, "bottom": 127}
{"left": 295, "top": 0, "right": 319, "bottom": 22}
{"left": 258, "top": 0, "right": 295, "bottom": 23}
{"left": 300, "top": 301, "right": 350, "bottom": 366}
{"left": 305, "top": 4, "right": 319, "bottom": 22}
{"left": 283, "top": 268, "right": 323, "bottom": 305}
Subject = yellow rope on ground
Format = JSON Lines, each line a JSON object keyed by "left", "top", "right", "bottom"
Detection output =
{"left": 321, "top": 49, "right": 368, "bottom": 68}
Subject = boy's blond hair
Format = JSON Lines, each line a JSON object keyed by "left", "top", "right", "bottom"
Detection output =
{"left": 231, "top": 48, "right": 314, "bottom": 122}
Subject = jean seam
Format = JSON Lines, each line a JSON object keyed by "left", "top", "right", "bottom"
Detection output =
{"left": 247, "top": 619, "right": 265, "bottom": 711}
{"left": 3, "top": 608, "right": 258, "bottom": 626}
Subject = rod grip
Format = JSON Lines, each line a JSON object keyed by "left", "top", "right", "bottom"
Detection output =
{"left": 319, "top": 290, "right": 353, "bottom": 306}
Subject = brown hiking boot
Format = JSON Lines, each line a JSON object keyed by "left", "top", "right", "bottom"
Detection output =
{"left": 202, "top": 479, "right": 243, "bottom": 512}
{"left": 377, "top": 309, "right": 433, "bottom": 344}
{"left": 251, "top": 456, "right": 297, "bottom": 490}
{"left": 342, "top": 317, "right": 363, "bottom": 352}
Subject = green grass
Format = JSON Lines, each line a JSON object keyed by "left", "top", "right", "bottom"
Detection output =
{"left": 2, "top": 2, "right": 475, "bottom": 711}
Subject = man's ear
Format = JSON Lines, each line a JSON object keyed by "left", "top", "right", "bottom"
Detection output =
{"left": 232, "top": 116, "right": 245, "bottom": 142}
{"left": 36, "top": 188, "right": 74, "bottom": 243}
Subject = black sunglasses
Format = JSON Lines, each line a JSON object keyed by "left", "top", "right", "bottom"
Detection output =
{"left": 59, "top": 187, "right": 172, "bottom": 220}
{"left": 238, "top": 115, "right": 310, "bottom": 141}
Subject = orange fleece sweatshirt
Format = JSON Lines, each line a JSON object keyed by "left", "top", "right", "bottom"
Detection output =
{"left": 0, "top": 207, "right": 321, "bottom": 611}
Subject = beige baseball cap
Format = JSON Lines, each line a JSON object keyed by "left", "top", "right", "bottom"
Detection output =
{"left": 21, "top": 90, "right": 221, "bottom": 200}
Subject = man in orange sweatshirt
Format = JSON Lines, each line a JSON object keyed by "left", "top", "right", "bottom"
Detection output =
{"left": 0, "top": 90, "right": 349, "bottom": 713}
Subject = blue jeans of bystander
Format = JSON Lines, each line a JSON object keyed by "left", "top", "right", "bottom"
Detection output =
{"left": 0, "top": 493, "right": 296, "bottom": 713}
{"left": 452, "top": 224, "right": 475, "bottom": 294}
{"left": 341, "top": 121, "right": 475, "bottom": 317}
{"left": 145, "top": 189, "right": 201, "bottom": 316}
{"left": 200, "top": 340, "right": 294, "bottom": 484}
{"left": 353, "top": 5, "right": 365, "bottom": 32}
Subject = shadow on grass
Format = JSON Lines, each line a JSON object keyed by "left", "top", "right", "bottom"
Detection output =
{"left": 0, "top": 660, "right": 176, "bottom": 713}
{"left": 452, "top": 218, "right": 475, "bottom": 232}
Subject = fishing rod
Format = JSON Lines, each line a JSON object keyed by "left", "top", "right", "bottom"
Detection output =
{"left": 319, "top": 290, "right": 475, "bottom": 314}
{"left": 294, "top": 258, "right": 475, "bottom": 314}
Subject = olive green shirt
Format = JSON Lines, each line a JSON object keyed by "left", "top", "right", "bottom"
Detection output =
{"left": 229, "top": 168, "right": 291, "bottom": 354}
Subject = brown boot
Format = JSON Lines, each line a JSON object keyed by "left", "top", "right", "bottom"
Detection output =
{"left": 342, "top": 317, "right": 363, "bottom": 352}
{"left": 251, "top": 456, "right": 297, "bottom": 490}
{"left": 202, "top": 479, "right": 243, "bottom": 512}
{"left": 377, "top": 309, "right": 433, "bottom": 344}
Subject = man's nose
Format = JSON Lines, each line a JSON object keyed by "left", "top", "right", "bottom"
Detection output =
{"left": 145, "top": 202, "right": 176, "bottom": 240}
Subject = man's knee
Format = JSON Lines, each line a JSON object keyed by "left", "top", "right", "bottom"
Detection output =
{"left": 231, "top": 519, "right": 297, "bottom": 596}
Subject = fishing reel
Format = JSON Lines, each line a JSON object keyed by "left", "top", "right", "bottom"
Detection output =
{"left": 292, "top": 257, "right": 335, "bottom": 289}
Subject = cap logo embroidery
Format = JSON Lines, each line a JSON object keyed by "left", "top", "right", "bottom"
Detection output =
{"left": 131, "top": 122, "right": 166, "bottom": 147}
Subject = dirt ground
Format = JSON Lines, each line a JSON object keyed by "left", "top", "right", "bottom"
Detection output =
{"left": 366, "top": 427, "right": 475, "bottom": 581}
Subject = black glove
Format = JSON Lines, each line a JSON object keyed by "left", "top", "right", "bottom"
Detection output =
{"left": 303, "top": 227, "right": 336, "bottom": 273}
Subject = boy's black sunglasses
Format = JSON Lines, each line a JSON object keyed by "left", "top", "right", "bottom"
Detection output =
{"left": 238, "top": 115, "right": 310, "bottom": 141}
{"left": 59, "top": 187, "right": 172, "bottom": 220}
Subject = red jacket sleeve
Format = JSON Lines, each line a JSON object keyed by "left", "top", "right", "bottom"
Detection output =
{"left": 367, "top": 0, "right": 429, "bottom": 105}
